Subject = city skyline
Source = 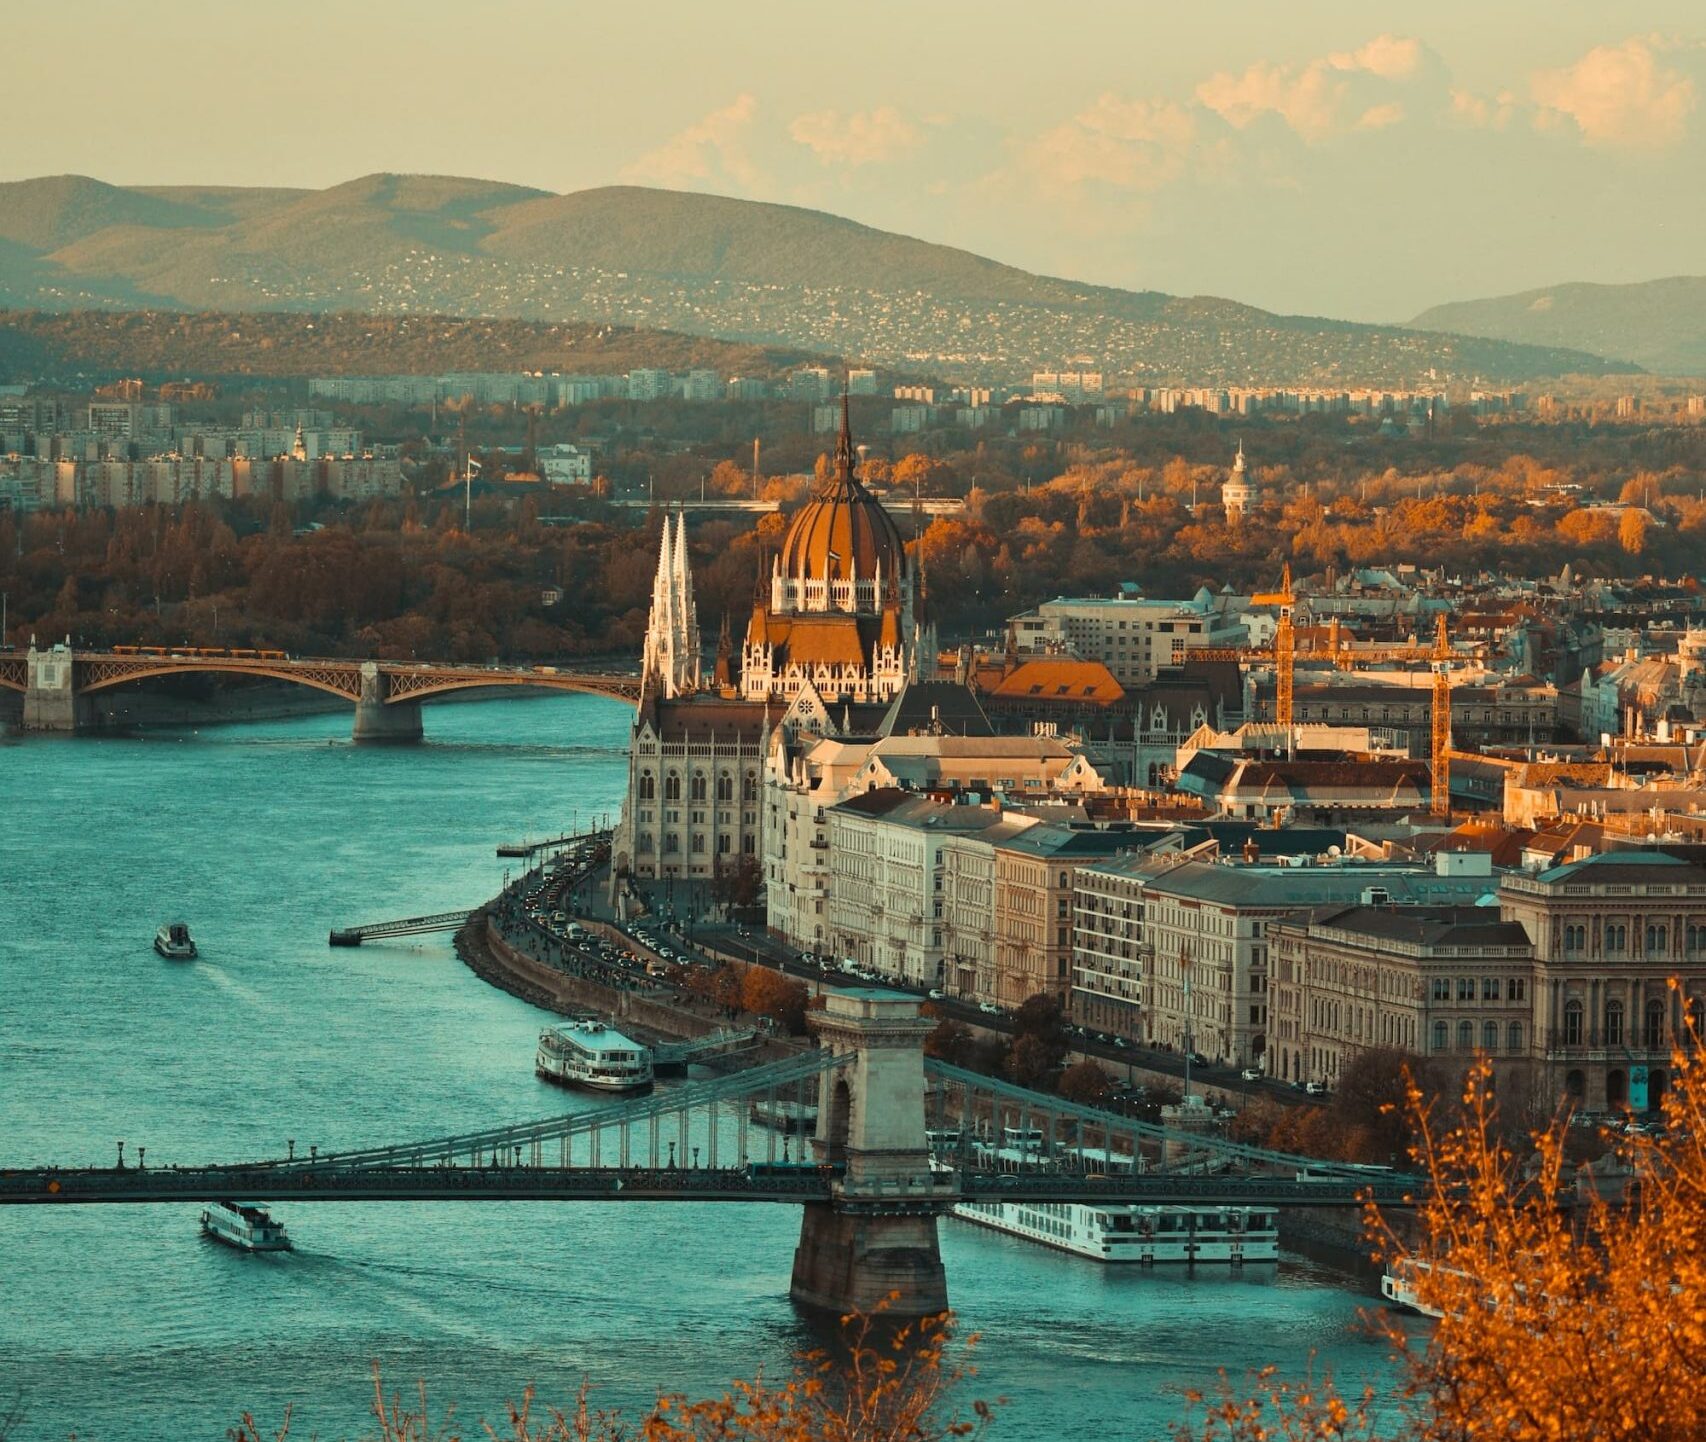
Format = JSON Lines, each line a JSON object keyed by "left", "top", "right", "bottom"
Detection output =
{"left": 4, "top": 2, "right": 1704, "bottom": 322}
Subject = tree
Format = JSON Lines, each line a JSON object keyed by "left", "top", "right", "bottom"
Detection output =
{"left": 1007, "top": 994, "right": 1070, "bottom": 1075}
{"left": 1177, "top": 1040, "right": 1706, "bottom": 1442}
{"left": 1326, "top": 1048, "right": 1446, "bottom": 1164}
{"left": 923, "top": 1017, "right": 974, "bottom": 1067}
{"left": 739, "top": 967, "right": 809, "bottom": 1035}
{"left": 1005, "top": 1033, "right": 1060, "bottom": 1091}
{"left": 1619, "top": 507, "right": 1649, "bottom": 556}
{"left": 1056, "top": 1061, "right": 1115, "bottom": 1107}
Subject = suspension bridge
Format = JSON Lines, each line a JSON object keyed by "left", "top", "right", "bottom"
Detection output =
{"left": 0, "top": 992, "right": 1417, "bottom": 1315}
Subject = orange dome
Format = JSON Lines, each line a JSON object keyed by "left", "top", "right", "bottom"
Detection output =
{"left": 778, "top": 400, "right": 906, "bottom": 584}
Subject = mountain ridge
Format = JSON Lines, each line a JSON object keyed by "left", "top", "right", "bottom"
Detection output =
{"left": 0, "top": 171, "right": 1631, "bottom": 384}
{"left": 1409, "top": 276, "right": 1706, "bottom": 376}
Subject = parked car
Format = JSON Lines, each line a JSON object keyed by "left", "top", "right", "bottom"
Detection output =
{"left": 1188, "top": 1051, "right": 1210, "bottom": 1068}
{"left": 927, "top": 989, "right": 944, "bottom": 1000}
{"left": 1304, "top": 1080, "right": 1329, "bottom": 1097}
{"left": 978, "top": 1002, "right": 1001, "bottom": 1016}
{"left": 1241, "top": 1067, "right": 1262, "bottom": 1082}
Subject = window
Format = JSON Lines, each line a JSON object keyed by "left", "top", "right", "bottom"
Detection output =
{"left": 1431, "top": 978, "right": 1451, "bottom": 1002}
{"left": 638, "top": 771, "right": 655, "bottom": 801}
{"left": 663, "top": 834, "right": 680, "bottom": 854}
{"left": 1647, "top": 924, "right": 1667, "bottom": 955}
{"left": 690, "top": 774, "right": 707, "bottom": 802}
{"left": 1607, "top": 923, "right": 1627, "bottom": 953}
{"left": 1458, "top": 1020, "right": 1474, "bottom": 1052}
{"left": 1482, "top": 977, "right": 1501, "bottom": 1001}
{"left": 1563, "top": 1000, "right": 1584, "bottom": 1046}
{"left": 716, "top": 774, "right": 733, "bottom": 803}
{"left": 1605, "top": 999, "right": 1624, "bottom": 1046}
{"left": 1508, "top": 1021, "right": 1524, "bottom": 1053}
{"left": 1645, "top": 999, "right": 1665, "bottom": 1049}
{"left": 1456, "top": 977, "right": 1475, "bottom": 1001}
{"left": 1509, "top": 977, "right": 1527, "bottom": 1003}
{"left": 1483, "top": 1021, "right": 1499, "bottom": 1053}
{"left": 717, "top": 834, "right": 731, "bottom": 855}
{"left": 664, "top": 773, "right": 681, "bottom": 802}
{"left": 1432, "top": 1020, "right": 1449, "bottom": 1053}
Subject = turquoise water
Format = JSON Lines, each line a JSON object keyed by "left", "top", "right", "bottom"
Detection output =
{"left": 0, "top": 698, "right": 1404, "bottom": 1440}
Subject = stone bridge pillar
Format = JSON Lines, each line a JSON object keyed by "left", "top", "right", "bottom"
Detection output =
{"left": 352, "top": 662, "right": 423, "bottom": 743}
{"left": 790, "top": 990, "right": 949, "bottom": 1318}
{"left": 23, "top": 640, "right": 83, "bottom": 732}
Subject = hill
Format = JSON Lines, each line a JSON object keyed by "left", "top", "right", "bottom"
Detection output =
{"left": 0, "top": 172, "right": 1627, "bottom": 385}
{"left": 1409, "top": 277, "right": 1706, "bottom": 376}
{"left": 0, "top": 310, "right": 813, "bottom": 385}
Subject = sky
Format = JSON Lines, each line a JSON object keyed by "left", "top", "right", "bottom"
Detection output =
{"left": 4, "top": 1, "right": 1704, "bottom": 322}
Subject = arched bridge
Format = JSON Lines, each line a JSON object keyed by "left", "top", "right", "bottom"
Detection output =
{"left": 0, "top": 643, "right": 641, "bottom": 740}
{"left": 0, "top": 992, "right": 1420, "bottom": 1317}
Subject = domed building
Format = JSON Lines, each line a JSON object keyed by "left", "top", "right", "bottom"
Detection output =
{"left": 741, "top": 396, "right": 931, "bottom": 702}
{"left": 1222, "top": 440, "right": 1257, "bottom": 523}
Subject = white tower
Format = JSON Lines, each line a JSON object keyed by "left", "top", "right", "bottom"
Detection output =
{"left": 1223, "top": 440, "right": 1257, "bottom": 523}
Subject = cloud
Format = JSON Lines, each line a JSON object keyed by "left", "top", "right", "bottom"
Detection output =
{"left": 1196, "top": 33, "right": 1442, "bottom": 142}
{"left": 1448, "top": 87, "right": 1518, "bottom": 130}
{"left": 1531, "top": 37, "right": 1696, "bottom": 149}
{"left": 1021, "top": 95, "right": 1199, "bottom": 192}
{"left": 623, "top": 94, "right": 763, "bottom": 189}
{"left": 789, "top": 106, "right": 921, "bottom": 167}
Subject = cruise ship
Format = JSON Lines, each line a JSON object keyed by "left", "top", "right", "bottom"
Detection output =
{"left": 535, "top": 1020, "right": 654, "bottom": 1093}
{"left": 1381, "top": 1258, "right": 1449, "bottom": 1318}
{"left": 953, "top": 1199, "right": 1280, "bottom": 1264}
{"left": 200, "top": 1201, "right": 291, "bottom": 1252}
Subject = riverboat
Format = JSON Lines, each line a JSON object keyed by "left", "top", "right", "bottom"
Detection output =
{"left": 154, "top": 921, "right": 197, "bottom": 959}
{"left": 200, "top": 1201, "right": 291, "bottom": 1252}
{"left": 953, "top": 1199, "right": 1279, "bottom": 1265}
{"left": 535, "top": 1020, "right": 654, "bottom": 1093}
{"left": 1381, "top": 1258, "right": 1448, "bottom": 1318}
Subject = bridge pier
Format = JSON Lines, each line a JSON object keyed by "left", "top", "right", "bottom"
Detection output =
{"left": 790, "top": 990, "right": 949, "bottom": 1318}
{"left": 22, "top": 641, "right": 87, "bottom": 732}
{"left": 352, "top": 663, "right": 423, "bottom": 743}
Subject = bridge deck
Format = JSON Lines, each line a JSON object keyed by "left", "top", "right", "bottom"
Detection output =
{"left": 0, "top": 1164, "right": 1413, "bottom": 1208}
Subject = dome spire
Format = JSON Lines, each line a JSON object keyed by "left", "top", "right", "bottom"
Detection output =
{"left": 833, "top": 390, "right": 854, "bottom": 484}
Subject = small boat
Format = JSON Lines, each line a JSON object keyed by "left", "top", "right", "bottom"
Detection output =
{"left": 154, "top": 921, "right": 197, "bottom": 960}
{"left": 536, "top": 1020, "right": 654, "bottom": 1093}
{"left": 200, "top": 1201, "right": 291, "bottom": 1252}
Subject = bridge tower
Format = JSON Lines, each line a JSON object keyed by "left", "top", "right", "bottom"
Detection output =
{"left": 23, "top": 639, "right": 83, "bottom": 732}
{"left": 790, "top": 990, "right": 949, "bottom": 1317}
{"left": 352, "top": 662, "right": 424, "bottom": 743}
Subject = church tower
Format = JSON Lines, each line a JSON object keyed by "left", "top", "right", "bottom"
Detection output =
{"left": 1223, "top": 440, "right": 1257, "bottom": 523}
{"left": 640, "top": 511, "right": 701, "bottom": 698}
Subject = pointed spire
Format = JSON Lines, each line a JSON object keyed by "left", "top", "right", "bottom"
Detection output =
{"left": 832, "top": 390, "right": 854, "bottom": 485}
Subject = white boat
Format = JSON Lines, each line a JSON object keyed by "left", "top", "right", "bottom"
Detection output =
{"left": 154, "top": 921, "right": 197, "bottom": 960}
{"left": 536, "top": 1020, "right": 654, "bottom": 1093}
{"left": 953, "top": 1199, "right": 1279, "bottom": 1265}
{"left": 1381, "top": 1258, "right": 1448, "bottom": 1318}
{"left": 200, "top": 1201, "right": 291, "bottom": 1252}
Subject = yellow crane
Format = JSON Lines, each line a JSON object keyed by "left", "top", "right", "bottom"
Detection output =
{"left": 1250, "top": 564, "right": 1297, "bottom": 729}
{"left": 1431, "top": 612, "right": 1453, "bottom": 818}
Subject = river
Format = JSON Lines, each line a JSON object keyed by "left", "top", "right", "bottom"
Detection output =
{"left": 0, "top": 697, "right": 1409, "bottom": 1441}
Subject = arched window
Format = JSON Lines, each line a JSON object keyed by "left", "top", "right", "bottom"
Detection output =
{"left": 1458, "top": 1020, "right": 1474, "bottom": 1052}
{"left": 1605, "top": 999, "right": 1624, "bottom": 1046}
{"left": 1564, "top": 1000, "right": 1584, "bottom": 1047}
{"left": 638, "top": 771, "right": 655, "bottom": 801}
{"left": 690, "top": 773, "right": 707, "bottom": 802}
{"left": 1689, "top": 997, "right": 1705, "bottom": 1041}
{"left": 1483, "top": 1021, "right": 1500, "bottom": 1053}
{"left": 1508, "top": 1021, "right": 1524, "bottom": 1054}
{"left": 664, "top": 772, "right": 681, "bottom": 802}
{"left": 743, "top": 772, "right": 759, "bottom": 802}
{"left": 716, "top": 774, "right": 733, "bottom": 803}
{"left": 1647, "top": 924, "right": 1667, "bottom": 955}
{"left": 1432, "top": 1020, "right": 1448, "bottom": 1053}
{"left": 1645, "top": 998, "right": 1665, "bottom": 1049}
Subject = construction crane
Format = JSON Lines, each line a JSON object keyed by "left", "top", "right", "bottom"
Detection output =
{"left": 1431, "top": 612, "right": 1453, "bottom": 818}
{"left": 1195, "top": 566, "right": 1297, "bottom": 723}
{"left": 1250, "top": 564, "right": 1296, "bottom": 729}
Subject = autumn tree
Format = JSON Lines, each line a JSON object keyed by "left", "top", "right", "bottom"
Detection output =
{"left": 1181, "top": 1031, "right": 1706, "bottom": 1442}
{"left": 1056, "top": 1060, "right": 1115, "bottom": 1107}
